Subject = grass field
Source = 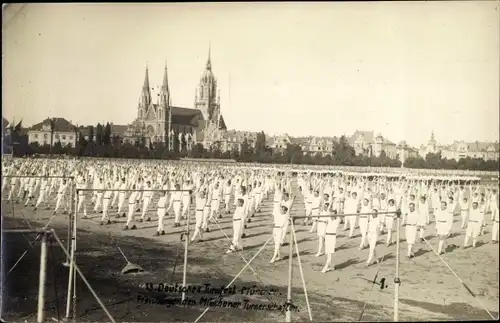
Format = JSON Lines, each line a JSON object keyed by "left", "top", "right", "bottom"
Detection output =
{"left": 2, "top": 179, "right": 499, "bottom": 322}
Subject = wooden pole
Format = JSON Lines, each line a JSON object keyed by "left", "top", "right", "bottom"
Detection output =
{"left": 394, "top": 213, "right": 401, "bottom": 321}
{"left": 182, "top": 204, "right": 191, "bottom": 302}
{"left": 37, "top": 233, "right": 48, "bottom": 323}
{"left": 64, "top": 181, "right": 74, "bottom": 266}
{"left": 65, "top": 192, "right": 78, "bottom": 319}
{"left": 285, "top": 224, "right": 294, "bottom": 323}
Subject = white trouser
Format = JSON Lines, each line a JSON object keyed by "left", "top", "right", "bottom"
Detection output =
{"left": 157, "top": 208, "right": 166, "bottom": 232}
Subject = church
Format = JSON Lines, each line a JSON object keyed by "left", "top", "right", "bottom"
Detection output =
{"left": 123, "top": 49, "right": 227, "bottom": 151}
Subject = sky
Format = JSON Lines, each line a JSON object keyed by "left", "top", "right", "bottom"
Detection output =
{"left": 2, "top": 2, "right": 499, "bottom": 148}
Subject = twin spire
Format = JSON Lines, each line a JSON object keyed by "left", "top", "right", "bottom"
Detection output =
{"left": 141, "top": 60, "right": 169, "bottom": 106}
{"left": 140, "top": 44, "right": 212, "bottom": 105}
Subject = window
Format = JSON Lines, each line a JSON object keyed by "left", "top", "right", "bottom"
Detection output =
{"left": 44, "top": 134, "right": 48, "bottom": 139}
{"left": 34, "top": 134, "right": 38, "bottom": 139}
{"left": 69, "top": 135, "right": 73, "bottom": 140}
{"left": 62, "top": 135, "right": 66, "bottom": 140}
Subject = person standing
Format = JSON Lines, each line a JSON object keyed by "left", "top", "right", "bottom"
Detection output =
{"left": 116, "top": 177, "right": 128, "bottom": 218}
{"left": 181, "top": 179, "right": 193, "bottom": 219}
{"left": 366, "top": 205, "right": 381, "bottom": 266}
{"left": 344, "top": 191, "right": 359, "bottom": 239}
{"left": 463, "top": 201, "right": 484, "bottom": 248}
{"left": 405, "top": 202, "right": 419, "bottom": 258}
{"left": 100, "top": 180, "right": 113, "bottom": 225}
{"left": 385, "top": 199, "right": 397, "bottom": 246}
{"left": 321, "top": 209, "right": 341, "bottom": 273}
{"left": 34, "top": 175, "right": 50, "bottom": 212}
{"left": 140, "top": 181, "right": 153, "bottom": 222}
{"left": 210, "top": 181, "right": 222, "bottom": 219}
{"left": 279, "top": 193, "right": 293, "bottom": 246}
{"left": 93, "top": 177, "right": 105, "bottom": 214}
{"left": 270, "top": 205, "right": 288, "bottom": 263}
{"left": 54, "top": 178, "right": 69, "bottom": 215}
{"left": 434, "top": 201, "right": 453, "bottom": 255}
{"left": 315, "top": 201, "right": 330, "bottom": 257}
{"left": 309, "top": 189, "right": 322, "bottom": 234}
{"left": 223, "top": 179, "right": 232, "bottom": 214}
{"left": 226, "top": 198, "right": 245, "bottom": 254}
{"left": 417, "top": 196, "right": 429, "bottom": 242}
{"left": 191, "top": 190, "right": 207, "bottom": 242}
{"left": 358, "top": 198, "right": 371, "bottom": 250}
{"left": 155, "top": 190, "right": 167, "bottom": 236}
{"left": 124, "top": 184, "right": 138, "bottom": 230}
{"left": 76, "top": 176, "right": 88, "bottom": 218}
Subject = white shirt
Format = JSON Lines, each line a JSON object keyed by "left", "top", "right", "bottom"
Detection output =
{"left": 326, "top": 216, "right": 340, "bottom": 234}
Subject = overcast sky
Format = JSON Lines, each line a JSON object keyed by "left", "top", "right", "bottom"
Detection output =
{"left": 3, "top": 2, "right": 499, "bottom": 147}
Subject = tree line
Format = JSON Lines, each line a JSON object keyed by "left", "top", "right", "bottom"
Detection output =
{"left": 6, "top": 123, "right": 499, "bottom": 171}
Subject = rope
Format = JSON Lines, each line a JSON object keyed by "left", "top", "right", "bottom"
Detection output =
{"left": 170, "top": 232, "right": 185, "bottom": 285}
{"left": 209, "top": 215, "right": 277, "bottom": 304}
{"left": 422, "top": 237, "right": 496, "bottom": 320}
{"left": 358, "top": 253, "right": 387, "bottom": 321}
{"left": 51, "top": 231, "right": 117, "bottom": 323}
{"left": 193, "top": 235, "right": 273, "bottom": 323}
{"left": 8, "top": 208, "right": 62, "bottom": 275}
{"left": 289, "top": 219, "right": 313, "bottom": 321}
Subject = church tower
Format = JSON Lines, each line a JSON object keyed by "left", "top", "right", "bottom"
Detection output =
{"left": 158, "top": 60, "right": 170, "bottom": 143}
{"left": 195, "top": 45, "right": 220, "bottom": 124}
{"left": 138, "top": 64, "right": 152, "bottom": 120}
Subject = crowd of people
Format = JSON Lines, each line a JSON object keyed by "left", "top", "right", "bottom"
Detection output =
{"left": 2, "top": 157, "right": 499, "bottom": 274}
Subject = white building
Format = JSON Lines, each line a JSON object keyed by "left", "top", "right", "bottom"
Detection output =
{"left": 27, "top": 117, "right": 78, "bottom": 148}
{"left": 441, "top": 141, "right": 500, "bottom": 161}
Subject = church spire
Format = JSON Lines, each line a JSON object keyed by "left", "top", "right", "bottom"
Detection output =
{"left": 206, "top": 42, "right": 212, "bottom": 70}
{"left": 143, "top": 62, "right": 150, "bottom": 90}
{"left": 162, "top": 59, "right": 169, "bottom": 90}
{"left": 140, "top": 63, "right": 152, "bottom": 106}
{"left": 160, "top": 59, "right": 170, "bottom": 107}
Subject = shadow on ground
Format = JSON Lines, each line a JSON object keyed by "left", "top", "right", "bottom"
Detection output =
{"left": 2, "top": 216, "right": 498, "bottom": 322}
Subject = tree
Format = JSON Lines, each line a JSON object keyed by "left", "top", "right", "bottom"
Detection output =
{"left": 189, "top": 143, "right": 205, "bottom": 158}
{"left": 240, "top": 138, "right": 251, "bottom": 162}
{"left": 255, "top": 131, "right": 266, "bottom": 158}
{"left": 284, "top": 143, "right": 303, "bottom": 164}
{"left": 75, "top": 132, "right": 87, "bottom": 156}
{"left": 87, "top": 126, "right": 94, "bottom": 144}
{"left": 95, "top": 123, "right": 104, "bottom": 146}
{"left": 49, "top": 118, "right": 55, "bottom": 154}
{"left": 103, "top": 123, "right": 112, "bottom": 145}
{"left": 332, "top": 135, "right": 355, "bottom": 165}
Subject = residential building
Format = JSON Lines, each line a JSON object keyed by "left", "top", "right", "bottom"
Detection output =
{"left": 27, "top": 117, "right": 78, "bottom": 148}
{"left": 292, "top": 136, "right": 337, "bottom": 156}
{"left": 266, "top": 133, "right": 292, "bottom": 153}
{"left": 372, "top": 133, "right": 397, "bottom": 159}
{"left": 396, "top": 140, "right": 419, "bottom": 165}
{"left": 348, "top": 130, "right": 398, "bottom": 159}
{"left": 219, "top": 130, "right": 257, "bottom": 152}
{"left": 441, "top": 141, "right": 500, "bottom": 161}
{"left": 349, "top": 130, "right": 374, "bottom": 156}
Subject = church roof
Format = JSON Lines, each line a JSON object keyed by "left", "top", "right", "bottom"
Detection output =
{"left": 29, "top": 117, "right": 77, "bottom": 132}
{"left": 170, "top": 106, "right": 203, "bottom": 126}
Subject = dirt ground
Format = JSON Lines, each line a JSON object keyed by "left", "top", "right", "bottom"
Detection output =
{"left": 2, "top": 180, "right": 499, "bottom": 322}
